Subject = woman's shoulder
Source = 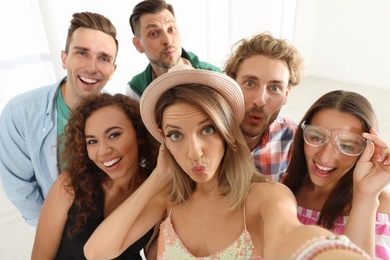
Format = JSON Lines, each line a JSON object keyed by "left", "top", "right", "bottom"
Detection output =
{"left": 246, "top": 181, "right": 301, "bottom": 230}
{"left": 247, "top": 181, "right": 297, "bottom": 208}
{"left": 50, "top": 172, "right": 75, "bottom": 203}
{"left": 250, "top": 180, "right": 295, "bottom": 195}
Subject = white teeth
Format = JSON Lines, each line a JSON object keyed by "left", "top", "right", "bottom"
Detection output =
{"left": 315, "top": 163, "right": 333, "bottom": 171}
{"left": 80, "top": 77, "right": 97, "bottom": 84}
{"left": 103, "top": 158, "right": 120, "bottom": 167}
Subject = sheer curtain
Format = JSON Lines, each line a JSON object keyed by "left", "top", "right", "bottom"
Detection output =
{"left": 0, "top": 0, "right": 57, "bottom": 112}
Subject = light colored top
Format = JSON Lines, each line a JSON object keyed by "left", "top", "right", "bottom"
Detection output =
{"left": 0, "top": 78, "right": 65, "bottom": 226}
{"left": 157, "top": 194, "right": 262, "bottom": 259}
{"left": 297, "top": 206, "right": 390, "bottom": 260}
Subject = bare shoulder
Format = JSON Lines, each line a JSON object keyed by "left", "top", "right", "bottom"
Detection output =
{"left": 48, "top": 172, "right": 74, "bottom": 204}
{"left": 247, "top": 181, "right": 297, "bottom": 212}
{"left": 246, "top": 181, "right": 302, "bottom": 238}
{"left": 378, "top": 188, "right": 390, "bottom": 214}
{"left": 249, "top": 181, "right": 296, "bottom": 199}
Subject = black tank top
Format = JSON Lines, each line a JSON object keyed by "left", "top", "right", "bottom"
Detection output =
{"left": 55, "top": 189, "right": 153, "bottom": 259}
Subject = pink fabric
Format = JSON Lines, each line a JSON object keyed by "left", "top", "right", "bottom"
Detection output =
{"left": 297, "top": 206, "right": 390, "bottom": 260}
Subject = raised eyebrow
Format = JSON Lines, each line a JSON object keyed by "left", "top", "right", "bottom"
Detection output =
{"left": 166, "top": 19, "right": 177, "bottom": 27}
{"left": 268, "top": 79, "right": 287, "bottom": 85}
{"left": 199, "top": 118, "right": 212, "bottom": 126}
{"left": 241, "top": 74, "right": 259, "bottom": 81}
{"left": 145, "top": 23, "right": 160, "bottom": 31}
{"left": 164, "top": 118, "right": 211, "bottom": 131}
{"left": 145, "top": 18, "right": 176, "bottom": 31}
{"left": 85, "top": 126, "right": 122, "bottom": 139}
{"left": 104, "top": 126, "right": 122, "bottom": 134}
{"left": 164, "top": 123, "right": 180, "bottom": 131}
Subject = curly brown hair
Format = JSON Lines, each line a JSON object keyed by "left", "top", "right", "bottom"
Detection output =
{"left": 58, "top": 93, "right": 159, "bottom": 236}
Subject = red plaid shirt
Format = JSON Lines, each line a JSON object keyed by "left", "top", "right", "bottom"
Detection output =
{"left": 251, "top": 116, "right": 297, "bottom": 182}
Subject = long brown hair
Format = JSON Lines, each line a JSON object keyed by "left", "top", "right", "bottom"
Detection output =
{"left": 59, "top": 93, "right": 159, "bottom": 236}
{"left": 283, "top": 90, "right": 377, "bottom": 229}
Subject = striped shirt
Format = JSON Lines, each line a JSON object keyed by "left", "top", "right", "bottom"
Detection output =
{"left": 251, "top": 116, "right": 296, "bottom": 182}
{"left": 297, "top": 206, "right": 390, "bottom": 260}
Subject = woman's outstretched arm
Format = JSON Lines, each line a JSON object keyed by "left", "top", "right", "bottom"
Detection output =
{"left": 84, "top": 144, "right": 171, "bottom": 260}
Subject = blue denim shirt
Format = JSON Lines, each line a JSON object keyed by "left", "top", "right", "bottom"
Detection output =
{"left": 0, "top": 77, "right": 65, "bottom": 226}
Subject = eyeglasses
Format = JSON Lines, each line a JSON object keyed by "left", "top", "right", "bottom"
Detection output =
{"left": 301, "top": 124, "right": 367, "bottom": 156}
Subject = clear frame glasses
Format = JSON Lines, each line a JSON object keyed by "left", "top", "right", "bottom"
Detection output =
{"left": 301, "top": 124, "right": 367, "bottom": 156}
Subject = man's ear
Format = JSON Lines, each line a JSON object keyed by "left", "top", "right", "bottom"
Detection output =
{"left": 60, "top": 50, "right": 67, "bottom": 69}
{"left": 133, "top": 37, "right": 144, "bottom": 54}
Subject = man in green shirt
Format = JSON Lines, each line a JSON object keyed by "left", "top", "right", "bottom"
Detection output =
{"left": 125, "top": 0, "right": 221, "bottom": 100}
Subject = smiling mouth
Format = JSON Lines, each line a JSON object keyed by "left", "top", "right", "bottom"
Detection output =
{"left": 314, "top": 162, "right": 335, "bottom": 175}
{"left": 103, "top": 157, "right": 122, "bottom": 167}
{"left": 79, "top": 76, "right": 98, "bottom": 84}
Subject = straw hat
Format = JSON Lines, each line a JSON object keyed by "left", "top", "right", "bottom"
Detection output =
{"left": 140, "top": 64, "right": 244, "bottom": 142}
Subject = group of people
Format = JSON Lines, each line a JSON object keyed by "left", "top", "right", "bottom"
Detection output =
{"left": 0, "top": 0, "right": 389, "bottom": 259}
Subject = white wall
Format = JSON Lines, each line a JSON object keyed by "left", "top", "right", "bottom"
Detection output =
{"left": 44, "top": 0, "right": 295, "bottom": 94}
{"left": 294, "top": 0, "right": 390, "bottom": 89}
{"left": 3, "top": 0, "right": 388, "bottom": 114}
{"left": 0, "top": 0, "right": 294, "bottom": 112}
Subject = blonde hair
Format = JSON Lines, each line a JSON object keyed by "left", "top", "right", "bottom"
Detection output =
{"left": 155, "top": 84, "right": 266, "bottom": 210}
{"left": 224, "top": 32, "right": 303, "bottom": 87}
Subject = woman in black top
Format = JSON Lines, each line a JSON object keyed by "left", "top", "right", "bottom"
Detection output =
{"left": 32, "top": 93, "right": 159, "bottom": 259}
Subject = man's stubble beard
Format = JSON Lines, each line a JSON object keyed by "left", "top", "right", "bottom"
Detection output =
{"left": 152, "top": 47, "right": 181, "bottom": 70}
{"left": 240, "top": 108, "right": 281, "bottom": 138}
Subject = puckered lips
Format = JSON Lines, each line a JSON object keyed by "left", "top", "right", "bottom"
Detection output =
{"left": 191, "top": 165, "right": 206, "bottom": 176}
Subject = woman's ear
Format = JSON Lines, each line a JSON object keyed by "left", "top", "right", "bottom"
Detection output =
{"left": 158, "top": 129, "right": 168, "bottom": 149}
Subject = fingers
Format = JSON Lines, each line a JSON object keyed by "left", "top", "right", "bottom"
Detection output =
{"left": 379, "top": 147, "right": 390, "bottom": 165}
{"left": 363, "top": 131, "right": 387, "bottom": 149}
{"left": 362, "top": 129, "right": 389, "bottom": 164}
{"left": 358, "top": 140, "right": 375, "bottom": 163}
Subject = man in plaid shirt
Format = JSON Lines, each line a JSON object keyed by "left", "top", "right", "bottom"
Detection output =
{"left": 224, "top": 32, "right": 303, "bottom": 182}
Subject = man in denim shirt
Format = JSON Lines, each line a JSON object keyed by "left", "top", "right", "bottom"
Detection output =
{"left": 0, "top": 12, "right": 118, "bottom": 226}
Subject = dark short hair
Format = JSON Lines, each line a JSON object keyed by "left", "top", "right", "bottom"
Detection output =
{"left": 65, "top": 12, "right": 118, "bottom": 59}
{"left": 129, "top": 0, "right": 175, "bottom": 37}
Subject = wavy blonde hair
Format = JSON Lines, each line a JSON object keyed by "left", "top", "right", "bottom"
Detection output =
{"left": 224, "top": 32, "right": 303, "bottom": 87}
{"left": 155, "top": 84, "right": 266, "bottom": 210}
